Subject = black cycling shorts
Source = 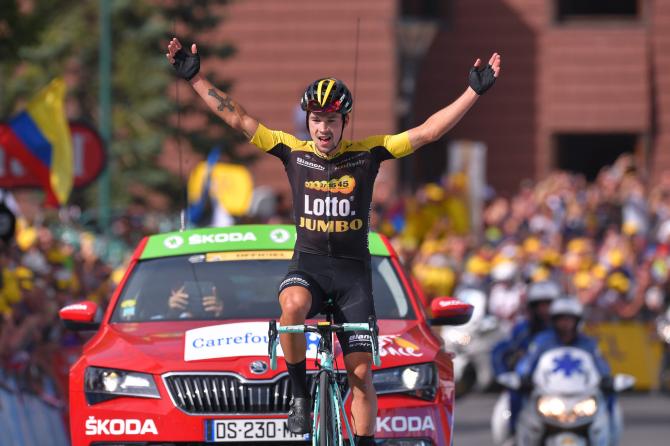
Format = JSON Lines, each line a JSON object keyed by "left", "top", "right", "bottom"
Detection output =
{"left": 278, "top": 251, "right": 375, "bottom": 356}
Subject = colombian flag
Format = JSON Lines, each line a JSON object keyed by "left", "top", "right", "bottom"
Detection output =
{"left": 0, "top": 78, "right": 73, "bottom": 206}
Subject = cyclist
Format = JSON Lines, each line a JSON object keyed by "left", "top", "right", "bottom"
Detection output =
{"left": 167, "top": 37, "right": 501, "bottom": 444}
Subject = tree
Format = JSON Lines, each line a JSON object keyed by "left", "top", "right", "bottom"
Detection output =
{"left": 0, "top": 0, "right": 240, "bottom": 217}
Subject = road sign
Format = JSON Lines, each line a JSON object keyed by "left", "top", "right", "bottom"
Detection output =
{"left": 0, "top": 121, "right": 106, "bottom": 189}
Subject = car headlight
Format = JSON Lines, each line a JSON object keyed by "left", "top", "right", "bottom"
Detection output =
{"left": 573, "top": 397, "right": 597, "bottom": 417}
{"left": 85, "top": 367, "right": 160, "bottom": 404}
{"left": 373, "top": 363, "right": 437, "bottom": 401}
{"left": 537, "top": 396, "right": 566, "bottom": 418}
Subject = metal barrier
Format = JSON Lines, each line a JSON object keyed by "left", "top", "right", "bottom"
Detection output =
{"left": 0, "top": 374, "right": 69, "bottom": 446}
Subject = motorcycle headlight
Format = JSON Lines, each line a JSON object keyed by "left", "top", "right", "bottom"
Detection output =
{"left": 373, "top": 363, "right": 437, "bottom": 401}
{"left": 85, "top": 367, "right": 160, "bottom": 404}
{"left": 537, "top": 396, "right": 567, "bottom": 418}
{"left": 573, "top": 397, "right": 598, "bottom": 417}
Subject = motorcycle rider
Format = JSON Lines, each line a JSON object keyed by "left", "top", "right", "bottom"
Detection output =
{"left": 515, "top": 297, "right": 615, "bottom": 420}
{"left": 491, "top": 280, "right": 561, "bottom": 434}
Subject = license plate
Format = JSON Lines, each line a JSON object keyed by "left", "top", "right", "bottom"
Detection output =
{"left": 205, "top": 419, "right": 308, "bottom": 443}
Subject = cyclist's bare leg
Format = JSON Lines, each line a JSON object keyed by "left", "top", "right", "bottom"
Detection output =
{"left": 279, "top": 286, "right": 313, "bottom": 434}
{"left": 278, "top": 286, "right": 312, "bottom": 362}
{"left": 344, "top": 351, "right": 377, "bottom": 436}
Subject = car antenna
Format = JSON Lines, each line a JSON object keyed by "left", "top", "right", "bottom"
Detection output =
{"left": 174, "top": 20, "right": 187, "bottom": 232}
{"left": 349, "top": 17, "right": 360, "bottom": 140}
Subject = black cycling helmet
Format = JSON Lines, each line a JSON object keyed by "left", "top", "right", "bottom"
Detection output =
{"left": 300, "top": 78, "right": 353, "bottom": 114}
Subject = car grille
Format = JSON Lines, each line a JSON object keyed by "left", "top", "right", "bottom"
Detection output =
{"left": 163, "top": 372, "right": 348, "bottom": 414}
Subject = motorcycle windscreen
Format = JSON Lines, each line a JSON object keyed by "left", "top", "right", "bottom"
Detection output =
{"left": 532, "top": 346, "right": 601, "bottom": 394}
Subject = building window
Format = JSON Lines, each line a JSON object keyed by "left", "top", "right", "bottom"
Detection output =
{"left": 556, "top": 0, "right": 639, "bottom": 22}
{"left": 400, "top": 0, "right": 449, "bottom": 21}
{"left": 554, "top": 133, "right": 638, "bottom": 181}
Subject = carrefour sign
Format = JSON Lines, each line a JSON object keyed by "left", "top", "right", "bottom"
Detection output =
{"left": 184, "top": 322, "right": 320, "bottom": 361}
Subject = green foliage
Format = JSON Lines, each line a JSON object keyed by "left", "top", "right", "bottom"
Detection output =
{"left": 0, "top": 0, "right": 240, "bottom": 210}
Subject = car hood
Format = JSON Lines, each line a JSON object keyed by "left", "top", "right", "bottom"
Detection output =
{"left": 83, "top": 319, "right": 441, "bottom": 379}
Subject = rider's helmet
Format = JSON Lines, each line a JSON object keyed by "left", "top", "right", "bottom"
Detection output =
{"left": 549, "top": 297, "right": 583, "bottom": 320}
{"left": 527, "top": 280, "right": 561, "bottom": 305}
{"left": 300, "top": 78, "right": 353, "bottom": 114}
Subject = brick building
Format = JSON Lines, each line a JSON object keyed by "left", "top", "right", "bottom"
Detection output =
{"left": 215, "top": 0, "right": 670, "bottom": 199}
{"left": 413, "top": 0, "right": 670, "bottom": 194}
{"left": 210, "top": 0, "right": 400, "bottom": 205}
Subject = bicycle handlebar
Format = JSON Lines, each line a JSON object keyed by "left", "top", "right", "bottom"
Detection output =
{"left": 268, "top": 316, "right": 381, "bottom": 369}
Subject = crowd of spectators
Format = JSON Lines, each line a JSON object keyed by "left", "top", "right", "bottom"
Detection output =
{"left": 0, "top": 200, "right": 167, "bottom": 408}
{"left": 378, "top": 154, "right": 670, "bottom": 324}
{"left": 2, "top": 153, "right": 669, "bottom": 410}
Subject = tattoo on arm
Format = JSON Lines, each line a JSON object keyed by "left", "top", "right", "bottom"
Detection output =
{"left": 208, "top": 89, "right": 235, "bottom": 112}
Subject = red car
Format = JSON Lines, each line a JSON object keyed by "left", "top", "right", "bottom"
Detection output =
{"left": 60, "top": 224, "right": 472, "bottom": 445}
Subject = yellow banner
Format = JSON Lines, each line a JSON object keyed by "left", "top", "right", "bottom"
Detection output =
{"left": 584, "top": 321, "right": 663, "bottom": 390}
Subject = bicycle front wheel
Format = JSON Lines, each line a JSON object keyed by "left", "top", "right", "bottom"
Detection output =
{"left": 318, "top": 371, "right": 335, "bottom": 446}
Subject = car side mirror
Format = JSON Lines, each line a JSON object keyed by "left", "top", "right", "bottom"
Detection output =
{"left": 428, "top": 296, "right": 474, "bottom": 326}
{"left": 612, "top": 373, "right": 636, "bottom": 392}
{"left": 59, "top": 301, "right": 101, "bottom": 331}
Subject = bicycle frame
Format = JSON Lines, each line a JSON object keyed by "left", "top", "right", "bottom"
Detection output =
{"left": 268, "top": 316, "right": 381, "bottom": 446}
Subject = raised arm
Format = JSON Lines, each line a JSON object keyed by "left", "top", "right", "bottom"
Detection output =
{"left": 166, "top": 38, "right": 259, "bottom": 138}
{"left": 407, "top": 52, "right": 501, "bottom": 151}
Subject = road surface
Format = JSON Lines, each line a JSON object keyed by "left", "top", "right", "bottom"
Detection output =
{"left": 454, "top": 392, "right": 670, "bottom": 445}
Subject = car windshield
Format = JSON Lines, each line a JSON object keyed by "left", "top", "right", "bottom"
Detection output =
{"left": 111, "top": 253, "right": 415, "bottom": 322}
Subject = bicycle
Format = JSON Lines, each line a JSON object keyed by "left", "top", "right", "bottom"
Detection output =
{"left": 268, "top": 313, "right": 381, "bottom": 446}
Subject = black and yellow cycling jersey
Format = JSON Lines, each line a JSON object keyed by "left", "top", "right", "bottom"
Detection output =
{"left": 251, "top": 123, "right": 413, "bottom": 260}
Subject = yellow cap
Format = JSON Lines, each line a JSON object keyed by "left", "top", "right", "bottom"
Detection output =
{"left": 573, "top": 271, "right": 592, "bottom": 289}
{"left": 541, "top": 249, "right": 561, "bottom": 266}
{"left": 16, "top": 226, "right": 37, "bottom": 251}
{"left": 523, "top": 237, "right": 541, "bottom": 254}
{"left": 592, "top": 264, "right": 608, "bottom": 280}
{"left": 15, "top": 266, "right": 34, "bottom": 280}
{"left": 607, "top": 249, "right": 624, "bottom": 268}
{"left": 424, "top": 183, "right": 444, "bottom": 202}
{"left": 466, "top": 255, "right": 490, "bottom": 276}
{"left": 622, "top": 221, "right": 638, "bottom": 236}
{"left": 531, "top": 266, "right": 551, "bottom": 282}
{"left": 567, "top": 238, "right": 587, "bottom": 254}
{"left": 607, "top": 271, "right": 630, "bottom": 293}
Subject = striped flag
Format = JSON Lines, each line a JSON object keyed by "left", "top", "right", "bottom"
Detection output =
{"left": 0, "top": 78, "right": 73, "bottom": 205}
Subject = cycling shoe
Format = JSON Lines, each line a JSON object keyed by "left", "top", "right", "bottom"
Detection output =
{"left": 287, "top": 396, "right": 311, "bottom": 434}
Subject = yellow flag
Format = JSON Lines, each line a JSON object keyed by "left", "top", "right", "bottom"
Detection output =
{"left": 188, "top": 162, "right": 253, "bottom": 216}
{"left": 26, "top": 78, "right": 73, "bottom": 205}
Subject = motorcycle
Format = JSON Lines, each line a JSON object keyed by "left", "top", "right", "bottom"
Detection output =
{"left": 492, "top": 346, "right": 635, "bottom": 446}
{"left": 440, "top": 287, "right": 507, "bottom": 397}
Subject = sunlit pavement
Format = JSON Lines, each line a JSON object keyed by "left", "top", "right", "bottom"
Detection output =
{"left": 453, "top": 392, "right": 670, "bottom": 445}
